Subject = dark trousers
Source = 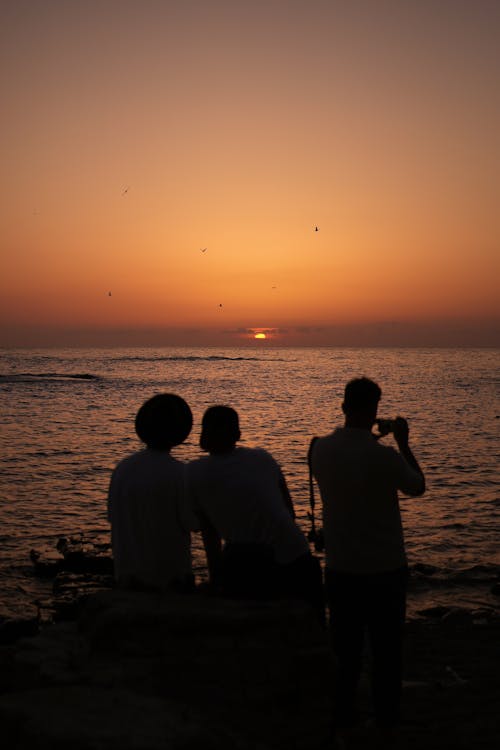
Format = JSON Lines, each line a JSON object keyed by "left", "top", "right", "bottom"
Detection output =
{"left": 278, "top": 552, "right": 326, "bottom": 624}
{"left": 219, "top": 542, "right": 276, "bottom": 599}
{"left": 219, "top": 544, "right": 325, "bottom": 623}
{"left": 326, "top": 566, "right": 408, "bottom": 729}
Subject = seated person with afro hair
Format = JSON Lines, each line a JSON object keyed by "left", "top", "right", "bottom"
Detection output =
{"left": 108, "top": 393, "right": 196, "bottom": 592}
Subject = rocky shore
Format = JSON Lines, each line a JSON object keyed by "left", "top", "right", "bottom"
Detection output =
{"left": 0, "top": 589, "right": 334, "bottom": 749}
{"left": 0, "top": 537, "right": 499, "bottom": 749}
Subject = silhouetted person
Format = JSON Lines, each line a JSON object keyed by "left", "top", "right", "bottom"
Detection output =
{"left": 107, "top": 393, "right": 195, "bottom": 592}
{"left": 187, "top": 406, "right": 323, "bottom": 617}
{"left": 310, "top": 377, "right": 425, "bottom": 740}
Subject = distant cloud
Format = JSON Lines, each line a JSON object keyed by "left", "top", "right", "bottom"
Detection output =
{"left": 292, "top": 326, "right": 325, "bottom": 335}
{"left": 225, "top": 328, "right": 268, "bottom": 335}
{"left": 224, "top": 327, "right": 282, "bottom": 336}
{"left": 1, "top": 318, "right": 498, "bottom": 348}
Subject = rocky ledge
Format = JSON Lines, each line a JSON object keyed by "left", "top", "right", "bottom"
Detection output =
{"left": 0, "top": 589, "right": 333, "bottom": 750}
{"left": 1, "top": 536, "right": 499, "bottom": 748}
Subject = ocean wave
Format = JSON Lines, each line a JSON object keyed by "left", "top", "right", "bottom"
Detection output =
{"left": 0, "top": 373, "right": 99, "bottom": 382}
{"left": 111, "top": 355, "right": 286, "bottom": 363}
{"left": 410, "top": 562, "right": 500, "bottom": 586}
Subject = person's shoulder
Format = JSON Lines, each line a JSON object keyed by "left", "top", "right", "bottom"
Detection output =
{"left": 242, "top": 446, "right": 278, "bottom": 465}
{"left": 186, "top": 454, "right": 211, "bottom": 474}
{"left": 188, "top": 454, "right": 210, "bottom": 466}
{"left": 113, "top": 449, "right": 146, "bottom": 470}
{"left": 110, "top": 449, "right": 150, "bottom": 484}
{"left": 231, "top": 445, "right": 264, "bottom": 458}
{"left": 231, "top": 446, "right": 279, "bottom": 472}
{"left": 245, "top": 445, "right": 271, "bottom": 457}
{"left": 323, "top": 426, "right": 344, "bottom": 438}
{"left": 313, "top": 428, "right": 342, "bottom": 447}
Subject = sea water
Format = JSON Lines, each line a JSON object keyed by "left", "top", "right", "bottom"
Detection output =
{"left": 0, "top": 347, "right": 499, "bottom": 619}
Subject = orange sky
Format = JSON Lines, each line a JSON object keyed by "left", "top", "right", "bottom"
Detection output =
{"left": 1, "top": 0, "right": 499, "bottom": 347}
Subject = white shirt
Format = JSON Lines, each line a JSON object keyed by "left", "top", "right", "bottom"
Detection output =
{"left": 311, "top": 427, "right": 424, "bottom": 574}
{"left": 187, "top": 447, "right": 309, "bottom": 565}
{"left": 107, "top": 448, "right": 194, "bottom": 589}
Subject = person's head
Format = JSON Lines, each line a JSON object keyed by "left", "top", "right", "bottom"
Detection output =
{"left": 342, "top": 377, "right": 381, "bottom": 429}
{"left": 200, "top": 405, "right": 240, "bottom": 454}
{"left": 135, "top": 393, "right": 192, "bottom": 450}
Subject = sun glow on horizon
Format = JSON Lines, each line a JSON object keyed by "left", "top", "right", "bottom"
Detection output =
{"left": 254, "top": 332, "right": 267, "bottom": 340}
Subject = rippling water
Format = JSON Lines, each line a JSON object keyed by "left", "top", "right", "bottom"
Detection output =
{"left": 1, "top": 347, "right": 499, "bottom": 618}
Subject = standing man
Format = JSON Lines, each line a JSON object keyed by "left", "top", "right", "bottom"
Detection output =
{"left": 310, "top": 377, "right": 425, "bottom": 742}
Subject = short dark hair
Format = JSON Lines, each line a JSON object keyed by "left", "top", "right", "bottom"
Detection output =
{"left": 343, "top": 377, "right": 381, "bottom": 413}
{"left": 135, "top": 394, "right": 192, "bottom": 449}
{"left": 200, "top": 405, "right": 240, "bottom": 452}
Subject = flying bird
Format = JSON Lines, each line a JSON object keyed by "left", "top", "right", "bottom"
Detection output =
{"left": 108, "top": 291, "right": 112, "bottom": 297}
{"left": 200, "top": 248, "right": 207, "bottom": 253}
{"left": 121, "top": 186, "right": 129, "bottom": 196}
{"left": 314, "top": 225, "right": 319, "bottom": 232}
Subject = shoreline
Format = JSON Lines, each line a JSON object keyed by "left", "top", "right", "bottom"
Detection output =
{"left": 1, "top": 532, "right": 499, "bottom": 635}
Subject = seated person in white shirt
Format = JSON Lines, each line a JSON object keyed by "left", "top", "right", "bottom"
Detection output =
{"left": 107, "top": 393, "right": 195, "bottom": 592}
{"left": 187, "top": 405, "right": 324, "bottom": 618}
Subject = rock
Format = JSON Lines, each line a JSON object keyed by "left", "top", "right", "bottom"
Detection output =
{"left": 490, "top": 582, "right": 500, "bottom": 596}
{"left": 0, "top": 686, "right": 264, "bottom": 750}
{"left": 441, "top": 607, "right": 474, "bottom": 626}
{"left": 0, "top": 616, "right": 39, "bottom": 645}
{"left": 29, "top": 537, "right": 115, "bottom": 623}
{"left": 79, "top": 587, "right": 322, "bottom": 641}
{"left": 30, "top": 536, "right": 113, "bottom": 579}
{"left": 412, "top": 563, "right": 438, "bottom": 576}
{"left": 1, "top": 590, "right": 334, "bottom": 749}
{"left": 4, "top": 621, "right": 89, "bottom": 692}
{"left": 77, "top": 590, "right": 333, "bottom": 717}
{"left": 60, "top": 551, "right": 114, "bottom": 575}
{"left": 50, "top": 573, "right": 114, "bottom": 622}
{"left": 451, "top": 565, "right": 499, "bottom": 583}
{"left": 30, "top": 549, "right": 61, "bottom": 577}
{"left": 471, "top": 607, "right": 494, "bottom": 623}
{"left": 416, "top": 605, "right": 450, "bottom": 619}
{"left": 415, "top": 606, "right": 482, "bottom": 627}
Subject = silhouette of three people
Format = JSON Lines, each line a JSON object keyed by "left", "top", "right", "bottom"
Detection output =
{"left": 108, "top": 379, "right": 425, "bottom": 738}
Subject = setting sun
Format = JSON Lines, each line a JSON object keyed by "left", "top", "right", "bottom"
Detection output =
{"left": 254, "top": 333, "right": 267, "bottom": 340}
